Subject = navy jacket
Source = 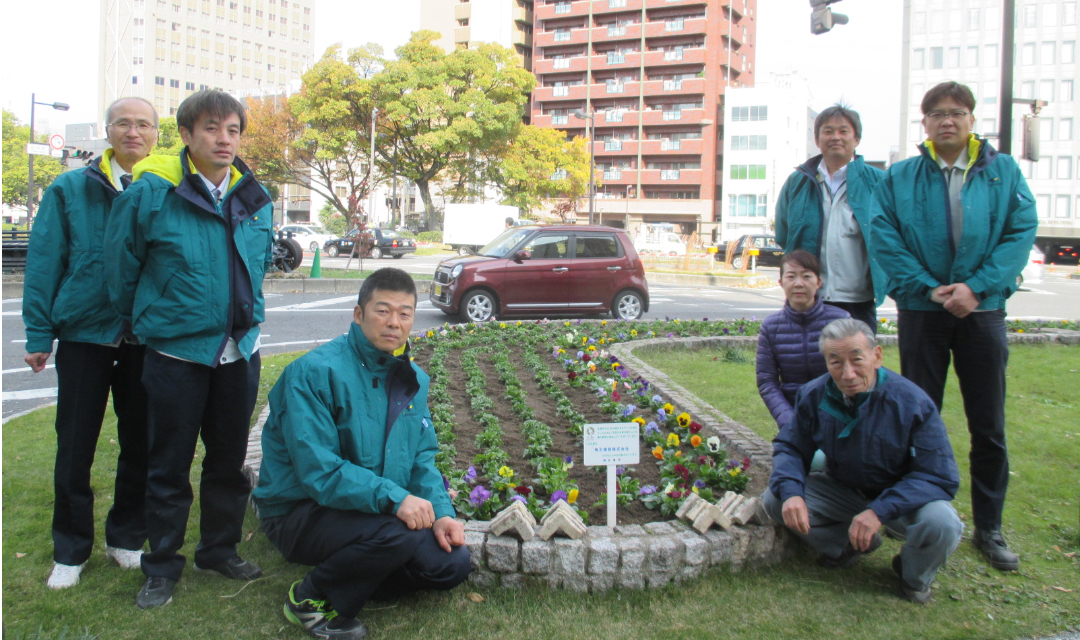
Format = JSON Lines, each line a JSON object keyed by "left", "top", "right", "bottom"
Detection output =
{"left": 770, "top": 368, "right": 959, "bottom": 523}
{"left": 756, "top": 296, "right": 850, "bottom": 428}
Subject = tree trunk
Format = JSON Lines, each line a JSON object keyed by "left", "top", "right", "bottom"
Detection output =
{"left": 416, "top": 180, "right": 436, "bottom": 231}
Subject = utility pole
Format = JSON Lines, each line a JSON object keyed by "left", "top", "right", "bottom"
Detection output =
{"left": 998, "top": 0, "right": 1016, "bottom": 154}
{"left": 368, "top": 107, "right": 378, "bottom": 225}
{"left": 26, "top": 93, "right": 70, "bottom": 228}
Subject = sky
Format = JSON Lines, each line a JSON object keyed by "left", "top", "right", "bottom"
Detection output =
{"left": 1, "top": 0, "right": 903, "bottom": 160}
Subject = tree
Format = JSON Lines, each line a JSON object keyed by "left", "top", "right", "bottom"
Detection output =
{"left": 2, "top": 109, "right": 64, "bottom": 211}
{"left": 489, "top": 124, "right": 591, "bottom": 214}
{"left": 241, "top": 44, "right": 382, "bottom": 230}
{"left": 154, "top": 117, "right": 185, "bottom": 156}
{"left": 371, "top": 32, "right": 536, "bottom": 230}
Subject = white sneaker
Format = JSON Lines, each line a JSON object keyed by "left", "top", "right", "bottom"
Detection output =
{"left": 47, "top": 562, "right": 85, "bottom": 589}
{"left": 105, "top": 545, "right": 143, "bottom": 570}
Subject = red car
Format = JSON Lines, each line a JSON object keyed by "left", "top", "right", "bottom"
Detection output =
{"left": 430, "top": 225, "right": 650, "bottom": 323}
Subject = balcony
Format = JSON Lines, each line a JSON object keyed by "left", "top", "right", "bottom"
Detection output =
{"left": 512, "top": 30, "right": 533, "bottom": 49}
{"left": 642, "top": 77, "right": 704, "bottom": 96}
{"left": 552, "top": 114, "right": 569, "bottom": 125}
{"left": 605, "top": 140, "right": 624, "bottom": 151}
{"left": 608, "top": 25, "right": 627, "bottom": 37}
{"left": 554, "top": 58, "right": 571, "bottom": 69}
{"left": 640, "top": 168, "right": 702, "bottom": 185}
{"left": 595, "top": 140, "right": 637, "bottom": 155}
{"left": 591, "top": 22, "right": 642, "bottom": 43}
{"left": 644, "top": 16, "right": 707, "bottom": 37}
{"left": 641, "top": 47, "right": 705, "bottom": 67}
{"left": 513, "top": 4, "right": 533, "bottom": 24}
{"left": 606, "top": 52, "right": 626, "bottom": 64}
{"left": 604, "top": 110, "right": 625, "bottom": 123}
{"left": 721, "top": 0, "right": 744, "bottom": 20}
{"left": 555, "top": 30, "right": 572, "bottom": 42}
{"left": 646, "top": 0, "right": 708, "bottom": 6}
{"left": 553, "top": 85, "right": 570, "bottom": 97}
{"left": 605, "top": 82, "right": 626, "bottom": 94}
{"left": 535, "top": 26, "right": 590, "bottom": 47}
{"left": 603, "top": 110, "right": 640, "bottom": 126}
{"left": 660, "top": 139, "right": 681, "bottom": 150}
{"left": 533, "top": 84, "right": 590, "bottom": 101}
{"left": 641, "top": 138, "right": 703, "bottom": 155}
{"left": 594, "top": 51, "right": 639, "bottom": 70}
{"left": 536, "top": 0, "right": 590, "bottom": 19}
{"left": 454, "top": 26, "right": 470, "bottom": 44}
{"left": 534, "top": 55, "right": 590, "bottom": 74}
{"left": 454, "top": 3, "right": 471, "bottom": 21}
{"left": 604, "top": 169, "right": 623, "bottom": 180}
{"left": 555, "top": 2, "right": 573, "bottom": 14}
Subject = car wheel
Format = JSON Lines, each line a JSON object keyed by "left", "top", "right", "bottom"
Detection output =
{"left": 460, "top": 290, "right": 496, "bottom": 323}
{"left": 612, "top": 290, "right": 644, "bottom": 321}
{"left": 272, "top": 238, "right": 303, "bottom": 273}
{"left": 458, "top": 246, "right": 471, "bottom": 256}
{"left": 371, "top": 247, "right": 383, "bottom": 259}
{"left": 731, "top": 255, "right": 743, "bottom": 269}
{"left": 327, "top": 244, "right": 339, "bottom": 258}
{"left": 309, "top": 241, "right": 320, "bottom": 253}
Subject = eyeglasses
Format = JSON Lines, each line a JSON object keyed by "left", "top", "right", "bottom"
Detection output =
{"left": 926, "top": 110, "right": 971, "bottom": 121}
{"left": 107, "top": 121, "right": 157, "bottom": 133}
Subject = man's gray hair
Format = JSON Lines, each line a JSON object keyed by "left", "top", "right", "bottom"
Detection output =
{"left": 814, "top": 103, "right": 862, "bottom": 140}
{"left": 818, "top": 318, "right": 876, "bottom": 354}
{"left": 105, "top": 97, "right": 160, "bottom": 127}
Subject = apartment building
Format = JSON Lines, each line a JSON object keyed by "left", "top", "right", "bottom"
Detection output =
{"left": 531, "top": 0, "right": 757, "bottom": 237}
{"left": 899, "top": 0, "right": 1079, "bottom": 256}
{"left": 720, "top": 72, "right": 816, "bottom": 242}
{"left": 421, "top": 0, "right": 536, "bottom": 70}
{"left": 98, "top": 0, "right": 315, "bottom": 119}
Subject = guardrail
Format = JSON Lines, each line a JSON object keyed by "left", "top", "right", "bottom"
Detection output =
{"left": 2, "top": 230, "right": 30, "bottom": 273}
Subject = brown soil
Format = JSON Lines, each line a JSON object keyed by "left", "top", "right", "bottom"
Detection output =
{"left": 418, "top": 343, "right": 702, "bottom": 525}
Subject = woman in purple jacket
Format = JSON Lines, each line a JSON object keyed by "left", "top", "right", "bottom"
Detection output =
{"left": 756, "top": 250, "right": 850, "bottom": 429}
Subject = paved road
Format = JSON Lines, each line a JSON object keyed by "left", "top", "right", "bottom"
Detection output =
{"left": 4, "top": 261, "right": 1079, "bottom": 419}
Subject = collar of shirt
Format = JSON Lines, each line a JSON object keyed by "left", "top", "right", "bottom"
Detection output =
{"left": 197, "top": 171, "right": 231, "bottom": 202}
{"left": 110, "top": 156, "right": 131, "bottom": 191}
{"left": 816, "top": 158, "right": 849, "bottom": 195}
{"left": 935, "top": 144, "right": 970, "bottom": 172}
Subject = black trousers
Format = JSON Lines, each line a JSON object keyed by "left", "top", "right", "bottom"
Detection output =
{"left": 262, "top": 501, "right": 472, "bottom": 619}
{"left": 898, "top": 309, "right": 1009, "bottom": 531}
{"left": 824, "top": 300, "right": 878, "bottom": 334}
{"left": 52, "top": 341, "right": 148, "bottom": 566}
{"left": 139, "top": 348, "right": 260, "bottom": 579}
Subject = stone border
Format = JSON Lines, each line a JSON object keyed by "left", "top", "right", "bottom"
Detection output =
{"left": 241, "top": 329, "right": 1079, "bottom": 592}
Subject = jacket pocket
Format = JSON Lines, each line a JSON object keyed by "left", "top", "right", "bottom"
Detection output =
{"left": 52, "top": 252, "right": 111, "bottom": 334}
{"left": 133, "top": 268, "right": 214, "bottom": 339}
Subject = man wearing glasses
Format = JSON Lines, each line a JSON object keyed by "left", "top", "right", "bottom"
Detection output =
{"left": 24, "top": 97, "right": 159, "bottom": 589}
{"left": 871, "top": 81, "right": 1036, "bottom": 573}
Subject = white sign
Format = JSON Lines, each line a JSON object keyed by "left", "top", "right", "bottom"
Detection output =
{"left": 50, "top": 149, "right": 64, "bottom": 158}
{"left": 583, "top": 422, "right": 640, "bottom": 466}
{"left": 26, "top": 143, "right": 52, "bottom": 156}
{"left": 48, "top": 134, "right": 65, "bottom": 150}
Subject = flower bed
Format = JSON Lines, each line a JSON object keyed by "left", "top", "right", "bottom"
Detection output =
{"left": 409, "top": 318, "right": 762, "bottom": 525}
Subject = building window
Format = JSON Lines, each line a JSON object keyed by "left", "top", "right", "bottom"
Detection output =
{"left": 555, "top": 1, "right": 571, "bottom": 14}
{"left": 155, "top": 76, "right": 165, "bottom": 85}
{"left": 1056, "top": 195, "right": 1072, "bottom": 218}
{"left": 169, "top": 79, "right": 180, "bottom": 88}
{"left": 665, "top": 18, "right": 684, "bottom": 32}
{"left": 1061, "top": 118, "right": 1074, "bottom": 140}
{"left": 185, "top": 81, "right": 195, "bottom": 90}
{"left": 984, "top": 80, "right": 999, "bottom": 104}
{"left": 947, "top": 47, "right": 961, "bottom": 67}
{"left": 728, "top": 194, "right": 766, "bottom": 217}
{"left": 729, "top": 165, "right": 766, "bottom": 180}
{"left": 554, "top": 28, "right": 570, "bottom": 41}
{"left": 912, "top": 12, "right": 926, "bottom": 32}
{"left": 1044, "top": 2, "right": 1058, "bottom": 26}
{"left": 1036, "top": 194, "right": 1051, "bottom": 218}
{"left": 1061, "top": 80, "right": 1075, "bottom": 102}
{"left": 930, "top": 47, "right": 943, "bottom": 69}
{"left": 965, "top": 46, "right": 979, "bottom": 67}
{"left": 132, "top": 75, "right": 139, "bottom": 84}
{"left": 948, "top": 9, "right": 961, "bottom": 31}
{"left": 1059, "top": 156, "right": 1074, "bottom": 180}
{"left": 1041, "top": 118, "right": 1055, "bottom": 142}
{"left": 967, "top": 8, "right": 980, "bottom": 30}
{"left": 1023, "top": 4, "right": 1037, "bottom": 27}
{"left": 1065, "top": 2, "right": 1077, "bottom": 25}
{"left": 981, "top": 118, "right": 997, "bottom": 136}
{"left": 985, "top": 43, "right": 999, "bottom": 67}
{"left": 1041, "top": 79, "right": 1056, "bottom": 100}
{"left": 1022, "top": 42, "right": 1037, "bottom": 65}
{"left": 912, "top": 48, "right": 925, "bottom": 69}
{"left": 1063, "top": 41, "right": 1077, "bottom": 63}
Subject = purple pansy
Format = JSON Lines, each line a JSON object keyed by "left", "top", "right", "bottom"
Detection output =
{"left": 469, "top": 485, "right": 491, "bottom": 506}
{"left": 551, "top": 490, "right": 568, "bottom": 503}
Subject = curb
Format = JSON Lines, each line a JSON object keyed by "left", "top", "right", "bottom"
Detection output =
{"left": 262, "top": 277, "right": 434, "bottom": 294}
{"left": 644, "top": 272, "right": 772, "bottom": 287}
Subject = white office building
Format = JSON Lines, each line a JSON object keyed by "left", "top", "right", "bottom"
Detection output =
{"left": 720, "top": 72, "right": 816, "bottom": 243}
{"left": 898, "top": 0, "right": 1079, "bottom": 254}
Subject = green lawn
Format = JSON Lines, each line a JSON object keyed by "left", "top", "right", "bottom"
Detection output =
{"left": 3, "top": 346, "right": 1078, "bottom": 640}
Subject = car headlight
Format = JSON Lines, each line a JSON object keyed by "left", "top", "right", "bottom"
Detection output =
{"left": 450, "top": 264, "right": 463, "bottom": 279}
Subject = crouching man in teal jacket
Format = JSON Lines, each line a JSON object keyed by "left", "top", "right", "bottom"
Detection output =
{"left": 254, "top": 268, "right": 470, "bottom": 640}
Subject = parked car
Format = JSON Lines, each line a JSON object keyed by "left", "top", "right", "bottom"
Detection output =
{"left": 324, "top": 227, "right": 417, "bottom": 259}
{"left": 429, "top": 225, "right": 649, "bottom": 323}
{"left": 716, "top": 234, "right": 784, "bottom": 269}
{"left": 1018, "top": 245, "right": 1044, "bottom": 288}
{"left": 279, "top": 224, "right": 339, "bottom": 254}
{"left": 634, "top": 232, "right": 687, "bottom": 256}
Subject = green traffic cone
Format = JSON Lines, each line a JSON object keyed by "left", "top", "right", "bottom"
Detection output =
{"left": 310, "top": 245, "right": 322, "bottom": 278}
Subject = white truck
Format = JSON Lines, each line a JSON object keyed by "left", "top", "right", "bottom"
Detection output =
{"left": 442, "top": 203, "right": 521, "bottom": 255}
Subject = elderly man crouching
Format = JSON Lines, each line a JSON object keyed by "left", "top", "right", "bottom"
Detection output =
{"left": 762, "top": 318, "right": 963, "bottom": 603}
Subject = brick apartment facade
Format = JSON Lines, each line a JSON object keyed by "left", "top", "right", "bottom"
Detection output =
{"left": 530, "top": 0, "right": 757, "bottom": 237}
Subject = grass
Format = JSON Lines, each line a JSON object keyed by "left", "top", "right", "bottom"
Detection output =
{"left": 4, "top": 347, "right": 1079, "bottom": 640}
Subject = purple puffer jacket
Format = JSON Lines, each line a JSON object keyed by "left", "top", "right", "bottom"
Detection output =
{"left": 756, "top": 296, "right": 850, "bottom": 428}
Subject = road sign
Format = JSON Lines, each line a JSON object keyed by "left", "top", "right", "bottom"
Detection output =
{"left": 26, "top": 143, "right": 52, "bottom": 156}
{"left": 50, "top": 149, "right": 64, "bottom": 158}
{"left": 49, "top": 134, "right": 65, "bottom": 150}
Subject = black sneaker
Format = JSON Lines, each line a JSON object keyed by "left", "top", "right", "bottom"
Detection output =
{"left": 972, "top": 529, "right": 1020, "bottom": 571}
{"left": 136, "top": 576, "right": 177, "bottom": 609}
{"left": 892, "top": 554, "right": 931, "bottom": 604}
{"left": 284, "top": 580, "right": 366, "bottom": 640}
{"left": 817, "top": 533, "right": 882, "bottom": 569}
{"left": 195, "top": 555, "right": 263, "bottom": 580}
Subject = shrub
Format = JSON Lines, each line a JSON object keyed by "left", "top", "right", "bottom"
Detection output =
{"left": 418, "top": 230, "right": 443, "bottom": 243}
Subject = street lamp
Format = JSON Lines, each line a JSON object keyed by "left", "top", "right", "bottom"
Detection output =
{"left": 573, "top": 109, "right": 595, "bottom": 225}
{"left": 27, "top": 93, "right": 70, "bottom": 228}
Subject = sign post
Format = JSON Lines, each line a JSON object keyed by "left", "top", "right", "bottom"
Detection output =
{"left": 583, "top": 422, "right": 640, "bottom": 527}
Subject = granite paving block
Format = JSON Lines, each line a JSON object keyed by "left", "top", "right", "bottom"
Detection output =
{"left": 616, "top": 536, "right": 647, "bottom": 572}
{"left": 485, "top": 536, "right": 521, "bottom": 573}
{"left": 587, "top": 538, "right": 619, "bottom": 575}
{"left": 646, "top": 536, "right": 682, "bottom": 573}
{"left": 521, "top": 539, "right": 553, "bottom": 575}
{"left": 552, "top": 538, "right": 586, "bottom": 574}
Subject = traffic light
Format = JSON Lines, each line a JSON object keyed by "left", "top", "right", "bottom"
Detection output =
{"left": 59, "top": 148, "right": 95, "bottom": 167}
{"left": 810, "top": 0, "right": 848, "bottom": 35}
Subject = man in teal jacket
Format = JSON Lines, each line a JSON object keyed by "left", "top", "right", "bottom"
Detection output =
{"left": 255, "top": 268, "right": 470, "bottom": 640}
{"left": 24, "top": 97, "right": 159, "bottom": 589}
{"left": 775, "top": 104, "right": 886, "bottom": 330}
{"left": 105, "top": 90, "right": 274, "bottom": 608}
{"left": 871, "top": 81, "right": 1036, "bottom": 573}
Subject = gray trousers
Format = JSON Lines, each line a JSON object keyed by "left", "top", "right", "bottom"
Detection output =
{"left": 763, "top": 473, "right": 963, "bottom": 590}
